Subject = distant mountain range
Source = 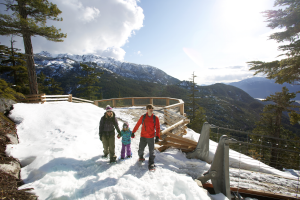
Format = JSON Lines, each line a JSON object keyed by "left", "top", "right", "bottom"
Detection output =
{"left": 35, "top": 51, "right": 180, "bottom": 85}
{"left": 2, "top": 51, "right": 300, "bottom": 134}
{"left": 228, "top": 77, "right": 300, "bottom": 100}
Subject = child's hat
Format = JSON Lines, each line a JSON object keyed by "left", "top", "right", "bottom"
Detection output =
{"left": 123, "top": 122, "right": 129, "bottom": 128}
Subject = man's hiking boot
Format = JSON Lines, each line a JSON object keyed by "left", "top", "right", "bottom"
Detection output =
{"left": 139, "top": 157, "right": 145, "bottom": 162}
{"left": 102, "top": 154, "right": 108, "bottom": 159}
{"left": 109, "top": 156, "right": 117, "bottom": 163}
{"left": 149, "top": 164, "right": 156, "bottom": 171}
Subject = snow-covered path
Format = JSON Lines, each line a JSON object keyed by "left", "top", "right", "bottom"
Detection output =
{"left": 6, "top": 103, "right": 214, "bottom": 200}
{"left": 6, "top": 102, "right": 299, "bottom": 199}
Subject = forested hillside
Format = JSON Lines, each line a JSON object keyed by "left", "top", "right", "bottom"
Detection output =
{"left": 2, "top": 56, "right": 299, "bottom": 136}
{"left": 31, "top": 62, "right": 300, "bottom": 135}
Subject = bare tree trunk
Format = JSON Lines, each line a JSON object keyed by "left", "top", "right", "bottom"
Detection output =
{"left": 270, "top": 113, "right": 282, "bottom": 169}
{"left": 23, "top": 33, "right": 38, "bottom": 94}
{"left": 18, "top": 0, "right": 38, "bottom": 94}
{"left": 10, "top": 37, "right": 17, "bottom": 84}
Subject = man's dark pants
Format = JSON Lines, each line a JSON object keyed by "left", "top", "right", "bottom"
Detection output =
{"left": 138, "top": 137, "right": 155, "bottom": 166}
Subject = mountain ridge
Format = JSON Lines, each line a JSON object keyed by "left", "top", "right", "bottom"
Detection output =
{"left": 35, "top": 51, "right": 180, "bottom": 85}
{"left": 228, "top": 77, "right": 300, "bottom": 100}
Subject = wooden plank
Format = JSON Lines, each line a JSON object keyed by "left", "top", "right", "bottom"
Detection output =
{"left": 72, "top": 100, "right": 93, "bottom": 103}
{"left": 164, "top": 116, "right": 179, "bottom": 124}
{"left": 72, "top": 97, "right": 94, "bottom": 103}
{"left": 44, "top": 95, "right": 69, "bottom": 97}
{"left": 165, "top": 137, "right": 197, "bottom": 148}
{"left": 163, "top": 143, "right": 194, "bottom": 149}
{"left": 181, "top": 149, "right": 194, "bottom": 153}
{"left": 179, "top": 129, "right": 188, "bottom": 136}
{"left": 164, "top": 116, "right": 181, "bottom": 125}
{"left": 157, "top": 140, "right": 169, "bottom": 145}
{"left": 161, "top": 119, "right": 187, "bottom": 135}
{"left": 164, "top": 102, "right": 184, "bottom": 110}
{"left": 172, "top": 125, "right": 185, "bottom": 136}
{"left": 202, "top": 183, "right": 299, "bottom": 200}
{"left": 164, "top": 112, "right": 184, "bottom": 120}
{"left": 165, "top": 132, "right": 198, "bottom": 146}
{"left": 45, "top": 98, "right": 69, "bottom": 101}
{"left": 157, "top": 145, "right": 169, "bottom": 152}
{"left": 165, "top": 116, "right": 185, "bottom": 124}
{"left": 165, "top": 109, "right": 186, "bottom": 119}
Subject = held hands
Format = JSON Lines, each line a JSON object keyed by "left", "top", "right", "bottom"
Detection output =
{"left": 131, "top": 133, "right": 135, "bottom": 138}
{"left": 117, "top": 134, "right": 121, "bottom": 139}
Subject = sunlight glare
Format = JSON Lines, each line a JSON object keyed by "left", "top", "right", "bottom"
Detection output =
{"left": 219, "top": 0, "right": 266, "bottom": 32}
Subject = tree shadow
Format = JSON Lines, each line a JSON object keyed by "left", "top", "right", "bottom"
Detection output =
{"left": 23, "top": 155, "right": 112, "bottom": 183}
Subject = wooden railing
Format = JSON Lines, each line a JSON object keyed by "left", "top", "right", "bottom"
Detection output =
{"left": 94, "top": 97, "right": 185, "bottom": 115}
{"left": 18, "top": 94, "right": 94, "bottom": 104}
{"left": 19, "top": 95, "right": 193, "bottom": 152}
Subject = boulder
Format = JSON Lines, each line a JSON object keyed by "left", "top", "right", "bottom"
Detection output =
{"left": 0, "top": 159, "right": 21, "bottom": 179}
{"left": 0, "top": 98, "right": 16, "bottom": 114}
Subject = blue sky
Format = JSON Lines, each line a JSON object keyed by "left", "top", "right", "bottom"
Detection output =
{"left": 0, "top": 0, "right": 282, "bottom": 85}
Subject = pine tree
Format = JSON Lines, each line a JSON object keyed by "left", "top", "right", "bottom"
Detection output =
{"left": 37, "top": 72, "right": 63, "bottom": 95}
{"left": 185, "top": 72, "right": 207, "bottom": 132}
{"left": 248, "top": 0, "right": 300, "bottom": 124}
{"left": 76, "top": 63, "right": 103, "bottom": 100}
{"left": 252, "top": 87, "right": 300, "bottom": 169}
{"left": 0, "top": 0, "right": 67, "bottom": 94}
{"left": 0, "top": 36, "right": 29, "bottom": 94}
{"left": 248, "top": 0, "right": 300, "bottom": 84}
{"left": 189, "top": 106, "right": 206, "bottom": 133}
{"left": 186, "top": 72, "right": 197, "bottom": 121}
{"left": 0, "top": 79, "right": 25, "bottom": 101}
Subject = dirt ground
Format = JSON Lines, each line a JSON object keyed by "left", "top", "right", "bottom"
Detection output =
{"left": 0, "top": 113, "right": 37, "bottom": 200}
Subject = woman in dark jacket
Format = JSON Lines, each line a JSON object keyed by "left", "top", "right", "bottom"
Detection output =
{"left": 99, "top": 105, "right": 121, "bottom": 163}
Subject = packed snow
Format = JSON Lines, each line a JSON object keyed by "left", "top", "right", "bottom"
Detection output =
{"left": 6, "top": 102, "right": 299, "bottom": 200}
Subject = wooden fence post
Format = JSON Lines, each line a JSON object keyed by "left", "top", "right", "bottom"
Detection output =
{"left": 132, "top": 98, "right": 135, "bottom": 106}
{"left": 180, "top": 104, "right": 184, "bottom": 116}
{"left": 113, "top": 99, "right": 115, "bottom": 107}
{"left": 68, "top": 94, "right": 72, "bottom": 102}
{"left": 41, "top": 93, "right": 46, "bottom": 104}
{"left": 94, "top": 100, "right": 98, "bottom": 106}
{"left": 164, "top": 108, "right": 167, "bottom": 124}
{"left": 150, "top": 98, "right": 153, "bottom": 105}
{"left": 166, "top": 99, "right": 170, "bottom": 106}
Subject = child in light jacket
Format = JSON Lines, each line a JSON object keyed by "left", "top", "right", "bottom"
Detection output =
{"left": 117, "top": 122, "right": 134, "bottom": 159}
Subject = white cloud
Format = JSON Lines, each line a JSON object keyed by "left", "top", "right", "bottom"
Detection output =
{"left": 82, "top": 7, "right": 100, "bottom": 22}
{"left": 0, "top": 0, "right": 144, "bottom": 60}
{"left": 135, "top": 50, "right": 142, "bottom": 56}
{"left": 99, "top": 47, "right": 126, "bottom": 60}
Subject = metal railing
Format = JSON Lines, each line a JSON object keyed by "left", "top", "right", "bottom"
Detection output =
{"left": 193, "top": 122, "right": 300, "bottom": 199}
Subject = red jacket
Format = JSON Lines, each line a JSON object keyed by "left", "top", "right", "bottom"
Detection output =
{"left": 132, "top": 113, "right": 160, "bottom": 138}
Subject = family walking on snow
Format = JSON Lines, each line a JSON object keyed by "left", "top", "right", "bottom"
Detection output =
{"left": 99, "top": 104, "right": 161, "bottom": 171}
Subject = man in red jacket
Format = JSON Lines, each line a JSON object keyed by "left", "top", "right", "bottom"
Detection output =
{"left": 132, "top": 104, "right": 160, "bottom": 170}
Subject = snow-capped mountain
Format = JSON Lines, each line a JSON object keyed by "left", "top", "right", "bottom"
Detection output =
{"left": 35, "top": 51, "right": 179, "bottom": 85}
